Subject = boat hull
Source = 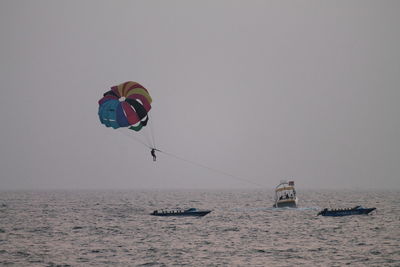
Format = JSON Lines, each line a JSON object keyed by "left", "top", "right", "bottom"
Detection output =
{"left": 273, "top": 198, "right": 298, "bottom": 208}
{"left": 150, "top": 210, "right": 211, "bottom": 217}
{"left": 318, "top": 208, "right": 376, "bottom": 217}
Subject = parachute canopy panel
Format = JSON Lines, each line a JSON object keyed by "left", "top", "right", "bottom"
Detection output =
{"left": 98, "top": 81, "right": 152, "bottom": 131}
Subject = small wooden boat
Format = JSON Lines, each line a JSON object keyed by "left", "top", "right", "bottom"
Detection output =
{"left": 150, "top": 208, "right": 211, "bottom": 217}
{"left": 318, "top": 206, "right": 376, "bottom": 216}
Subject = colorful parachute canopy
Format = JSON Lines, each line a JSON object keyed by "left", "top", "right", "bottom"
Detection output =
{"left": 98, "top": 81, "right": 152, "bottom": 132}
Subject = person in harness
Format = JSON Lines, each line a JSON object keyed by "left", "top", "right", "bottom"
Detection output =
{"left": 151, "top": 148, "right": 157, "bottom": 161}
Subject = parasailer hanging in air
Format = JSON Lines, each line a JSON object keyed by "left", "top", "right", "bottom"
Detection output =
{"left": 97, "top": 81, "right": 267, "bottom": 186}
{"left": 151, "top": 148, "right": 156, "bottom": 161}
{"left": 98, "top": 81, "right": 158, "bottom": 161}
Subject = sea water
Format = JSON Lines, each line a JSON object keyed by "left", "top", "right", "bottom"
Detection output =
{"left": 0, "top": 190, "right": 399, "bottom": 266}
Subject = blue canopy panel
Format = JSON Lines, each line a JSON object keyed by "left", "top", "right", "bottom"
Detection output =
{"left": 98, "top": 99, "right": 124, "bottom": 129}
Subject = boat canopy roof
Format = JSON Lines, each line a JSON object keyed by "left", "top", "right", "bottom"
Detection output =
{"left": 275, "top": 186, "right": 295, "bottom": 192}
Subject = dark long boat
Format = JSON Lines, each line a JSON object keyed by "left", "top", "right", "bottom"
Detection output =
{"left": 150, "top": 208, "right": 212, "bottom": 217}
{"left": 318, "top": 206, "right": 376, "bottom": 216}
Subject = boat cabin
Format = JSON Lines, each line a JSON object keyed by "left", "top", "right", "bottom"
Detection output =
{"left": 273, "top": 180, "right": 298, "bottom": 208}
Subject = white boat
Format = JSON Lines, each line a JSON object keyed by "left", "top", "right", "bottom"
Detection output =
{"left": 273, "top": 180, "right": 298, "bottom": 208}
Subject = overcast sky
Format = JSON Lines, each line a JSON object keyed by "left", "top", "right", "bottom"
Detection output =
{"left": 1, "top": 0, "right": 399, "bottom": 190}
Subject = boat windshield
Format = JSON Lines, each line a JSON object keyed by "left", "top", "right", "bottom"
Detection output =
{"left": 186, "top": 208, "right": 197, "bottom": 212}
{"left": 276, "top": 188, "right": 296, "bottom": 200}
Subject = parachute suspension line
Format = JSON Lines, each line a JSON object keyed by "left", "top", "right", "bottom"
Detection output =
{"left": 158, "top": 150, "right": 264, "bottom": 187}
{"left": 142, "top": 128, "right": 153, "bottom": 150}
{"left": 148, "top": 112, "right": 157, "bottom": 150}
{"left": 117, "top": 129, "right": 153, "bottom": 149}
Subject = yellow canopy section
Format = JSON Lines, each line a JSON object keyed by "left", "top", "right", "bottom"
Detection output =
{"left": 116, "top": 81, "right": 153, "bottom": 104}
{"left": 275, "top": 186, "right": 295, "bottom": 192}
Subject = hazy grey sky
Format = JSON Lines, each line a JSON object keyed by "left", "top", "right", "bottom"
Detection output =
{"left": 1, "top": 0, "right": 399, "bottom": 190}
